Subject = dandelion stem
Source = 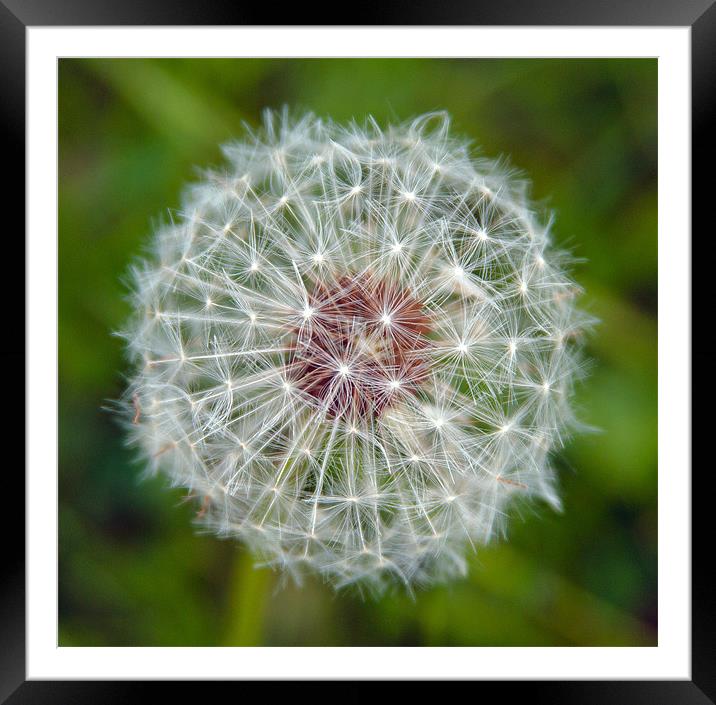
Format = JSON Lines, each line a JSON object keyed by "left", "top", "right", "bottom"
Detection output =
{"left": 223, "top": 548, "right": 271, "bottom": 646}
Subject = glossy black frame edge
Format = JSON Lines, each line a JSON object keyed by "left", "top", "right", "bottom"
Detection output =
{"left": 5, "top": 0, "right": 710, "bottom": 701}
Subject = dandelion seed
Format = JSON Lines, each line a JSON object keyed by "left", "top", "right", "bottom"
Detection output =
{"left": 122, "top": 110, "right": 593, "bottom": 592}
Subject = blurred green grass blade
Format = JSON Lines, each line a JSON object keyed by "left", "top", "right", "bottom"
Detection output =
{"left": 88, "top": 59, "right": 244, "bottom": 148}
{"left": 468, "top": 544, "right": 655, "bottom": 645}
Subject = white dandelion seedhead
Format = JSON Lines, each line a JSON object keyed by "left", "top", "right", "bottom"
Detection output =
{"left": 123, "top": 110, "right": 593, "bottom": 591}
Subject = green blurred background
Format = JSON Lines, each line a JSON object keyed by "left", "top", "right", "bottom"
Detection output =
{"left": 58, "top": 58, "right": 657, "bottom": 646}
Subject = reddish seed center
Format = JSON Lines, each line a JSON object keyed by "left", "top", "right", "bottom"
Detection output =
{"left": 289, "top": 275, "right": 432, "bottom": 420}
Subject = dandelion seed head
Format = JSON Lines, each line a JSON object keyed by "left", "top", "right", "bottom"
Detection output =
{"left": 122, "top": 110, "right": 593, "bottom": 592}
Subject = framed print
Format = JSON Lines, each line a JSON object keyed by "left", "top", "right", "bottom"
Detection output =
{"left": 5, "top": 0, "right": 710, "bottom": 700}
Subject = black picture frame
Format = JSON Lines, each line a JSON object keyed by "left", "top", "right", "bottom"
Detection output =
{"left": 5, "top": 0, "right": 709, "bottom": 701}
